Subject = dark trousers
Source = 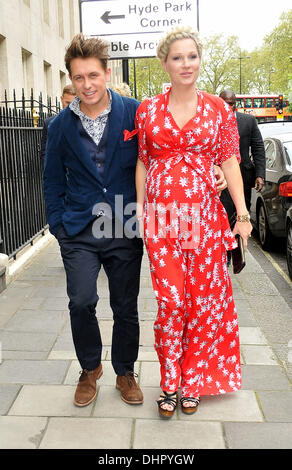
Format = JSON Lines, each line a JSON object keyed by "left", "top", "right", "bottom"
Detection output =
{"left": 57, "top": 220, "right": 143, "bottom": 375}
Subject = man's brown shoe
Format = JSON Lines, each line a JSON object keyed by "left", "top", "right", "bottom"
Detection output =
{"left": 74, "top": 363, "right": 103, "bottom": 407}
{"left": 116, "top": 372, "right": 143, "bottom": 405}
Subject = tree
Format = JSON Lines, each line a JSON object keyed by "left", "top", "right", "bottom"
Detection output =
{"left": 129, "top": 58, "right": 169, "bottom": 101}
{"left": 198, "top": 34, "right": 243, "bottom": 94}
{"left": 262, "top": 10, "right": 292, "bottom": 95}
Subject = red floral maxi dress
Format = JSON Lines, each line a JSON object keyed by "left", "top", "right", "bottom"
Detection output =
{"left": 135, "top": 89, "right": 242, "bottom": 399}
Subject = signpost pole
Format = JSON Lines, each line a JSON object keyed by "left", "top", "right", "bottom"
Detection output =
{"left": 122, "top": 59, "right": 129, "bottom": 84}
{"left": 133, "top": 59, "right": 137, "bottom": 99}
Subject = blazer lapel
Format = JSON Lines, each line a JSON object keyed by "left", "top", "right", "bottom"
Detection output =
{"left": 103, "top": 91, "right": 125, "bottom": 180}
{"left": 62, "top": 109, "right": 101, "bottom": 181}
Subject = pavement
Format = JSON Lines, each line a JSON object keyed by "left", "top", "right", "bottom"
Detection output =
{"left": 0, "top": 234, "right": 292, "bottom": 451}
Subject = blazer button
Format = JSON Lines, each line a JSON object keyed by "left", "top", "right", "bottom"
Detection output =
{"left": 103, "top": 188, "right": 107, "bottom": 193}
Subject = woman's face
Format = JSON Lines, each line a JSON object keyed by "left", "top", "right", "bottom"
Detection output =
{"left": 162, "top": 38, "right": 201, "bottom": 87}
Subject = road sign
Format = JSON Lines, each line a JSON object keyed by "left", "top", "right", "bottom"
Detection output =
{"left": 80, "top": 0, "right": 197, "bottom": 58}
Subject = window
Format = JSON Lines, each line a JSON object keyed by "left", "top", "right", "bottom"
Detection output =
{"left": 0, "top": 35, "right": 8, "bottom": 99}
{"left": 60, "top": 71, "right": 66, "bottom": 94}
{"left": 284, "top": 142, "right": 292, "bottom": 166}
{"left": 22, "top": 48, "right": 33, "bottom": 96}
{"left": 69, "top": 0, "right": 75, "bottom": 39}
{"left": 57, "top": 0, "right": 64, "bottom": 38}
{"left": 264, "top": 140, "right": 277, "bottom": 169}
{"left": 244, "top": 98, "right": 252, "bottom": 108}
{"left": 236, "top": 98, "right": 244, "bottom": 109}
{"left": 43, "top": 0, "right": 50, "bottom": 24}
{"left": 44, "top": 61, "right": 52, "bottom": 97}
{"left": 266, "top": 98, "right": 274, "bottom": 108}
{"left": 253, "top": 98, "right": 265, "bottom": 108}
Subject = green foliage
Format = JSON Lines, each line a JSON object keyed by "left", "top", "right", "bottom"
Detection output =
{"left": 129, "top": 58, "right": 169, "bottom": 101}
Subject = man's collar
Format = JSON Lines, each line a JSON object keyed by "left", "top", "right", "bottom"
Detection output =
{"left": 69, "top": 89, "right": 112, "bottom": 120}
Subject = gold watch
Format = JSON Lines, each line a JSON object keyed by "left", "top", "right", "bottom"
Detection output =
{"left": 236, "top": 214, "right": 250, "bottom": 223}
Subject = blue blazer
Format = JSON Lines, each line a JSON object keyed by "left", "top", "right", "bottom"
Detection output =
{"left": 43, "top": 90, "right": 139, "bottom": 237}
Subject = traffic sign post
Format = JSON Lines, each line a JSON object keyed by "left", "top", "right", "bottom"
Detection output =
{"left": 80, "top": 0, "right": 198, "bottom": 59}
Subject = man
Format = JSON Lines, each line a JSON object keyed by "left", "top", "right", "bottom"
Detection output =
{"left": 40, "top": 84, "right": 76, "bottom": 161}
{"left": 43, "top": 34, "right": 144, "bottom": 407}
{"left": 219, "top": 89, "right": 266, "bottom": 218}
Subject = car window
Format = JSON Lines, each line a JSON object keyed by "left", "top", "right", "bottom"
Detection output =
{"left": 264, "top": 140, "right": 277, "bottom": 169}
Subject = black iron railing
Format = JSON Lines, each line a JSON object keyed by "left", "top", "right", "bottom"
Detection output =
{"left": 0, "top": 89, "right": 60, "bottom": 258}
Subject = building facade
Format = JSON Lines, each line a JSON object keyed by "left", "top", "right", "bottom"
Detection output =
{"left": 0, "top": 0, "right": 123, "bottom": 104}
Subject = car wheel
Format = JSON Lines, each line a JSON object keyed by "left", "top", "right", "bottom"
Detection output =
{"left": 257, "top": 203, "right": 273, "bottom": 250}
{"left": 286, "top": 223, "right": 292, "bottom": 280}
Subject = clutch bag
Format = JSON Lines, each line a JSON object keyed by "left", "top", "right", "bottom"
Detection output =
{"left": 229, "top": 212, "right": 246, "bottom": 274}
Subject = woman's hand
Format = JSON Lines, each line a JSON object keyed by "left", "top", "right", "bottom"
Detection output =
{"left": 214, "top": 165, "right": 227, "bottom": 194}
{"left": 233, "top": 220, "right": 253, "bottom": 249}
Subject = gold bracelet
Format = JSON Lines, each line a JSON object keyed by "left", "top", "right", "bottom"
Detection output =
{"left": 236, "top": 214, "right": 250, "bottom": 223}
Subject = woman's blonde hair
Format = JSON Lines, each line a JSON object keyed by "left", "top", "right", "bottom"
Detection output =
{"left": 157, "top": 25, "right": 203, "bottom": 62}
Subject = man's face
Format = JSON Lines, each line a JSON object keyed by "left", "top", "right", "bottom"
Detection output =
{"left": 69, "top": 57, "right": 111, "bottom": 109}
{"left": 221, "top": 93, "right": 236, "bottom": 112}
{"left": 61, "top": 92, "right": 75, "bottom": 109}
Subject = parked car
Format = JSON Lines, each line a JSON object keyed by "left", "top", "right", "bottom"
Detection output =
{"left": 250, "top": 131, "right": 292, "bottom": 253}
{"left": 258, "top": 121, "right": 292, "bottom": 139}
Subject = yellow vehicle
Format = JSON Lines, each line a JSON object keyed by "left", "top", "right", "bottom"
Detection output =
{"left": 235, "top": 94, "right": 292, "bottom": 123}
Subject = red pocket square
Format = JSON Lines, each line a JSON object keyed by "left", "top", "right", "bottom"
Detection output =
{"left": 123, "top": 129, "right": 138, "bottom": 141}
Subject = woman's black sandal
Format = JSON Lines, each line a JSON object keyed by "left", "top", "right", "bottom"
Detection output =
{"left": 180, "top": 397, "right": 200, "bottom": 415}
{"left": 157, "top": 391, "right": 178, "bottom": 419}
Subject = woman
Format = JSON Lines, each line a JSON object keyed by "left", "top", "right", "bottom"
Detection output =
{"left": 135, "top": 26, "right": 252, "bottom": 419}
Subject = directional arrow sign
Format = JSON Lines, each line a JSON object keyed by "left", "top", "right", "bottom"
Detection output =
{"left": 101, "top": 11, "right": 126, "bottom": 24}
{"left": 80, "top": 0, "right": 197, "bottom": 58}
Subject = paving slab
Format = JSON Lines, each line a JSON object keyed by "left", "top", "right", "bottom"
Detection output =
{"left": 257, "top": 391, "right": 292, "bottom": 422}
{"left": 0, "top": 384, "right": 21, "bottom": 414}
{"left": 0, "top": 360, "right": 69, "bottom": 384}
{"left": 241, "top": 365, "right": 291, "bottom": 390}
{"left": 0, "top": 330, "right": 57, "bottom": 352}
{"left": 133, "top": 420, "right": 225, "bottom": 449}
{"left": 234, "top": 298, "right": 258, "bottom": 326}
{"left": 93, "top": 386, "right": 165, "bottom": 420}
{"left": 39, "top": 417, "right": 133, "bottom": 449}
{"left": 240, "top": 345, "right": 279, "bottom": 365}
{"left": 0, "top": 416, "right": 47, "bottom": 449}
{"left": 140, "top": 361, "right": 160, "bottom": 387}
{"left": 180, "top": 390, "right": 263, "bottom": 422}
{"left": 224, "top": 422, "right": 292, "bottom": 449}
{"left": 8, "top": 385, "right": 94, "bottom": 417}
{"left": 3, "top": 308, "right": 67, "bottom": 333}
{"left": 238, "top": 327, "right": 268, "bottom": 345}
